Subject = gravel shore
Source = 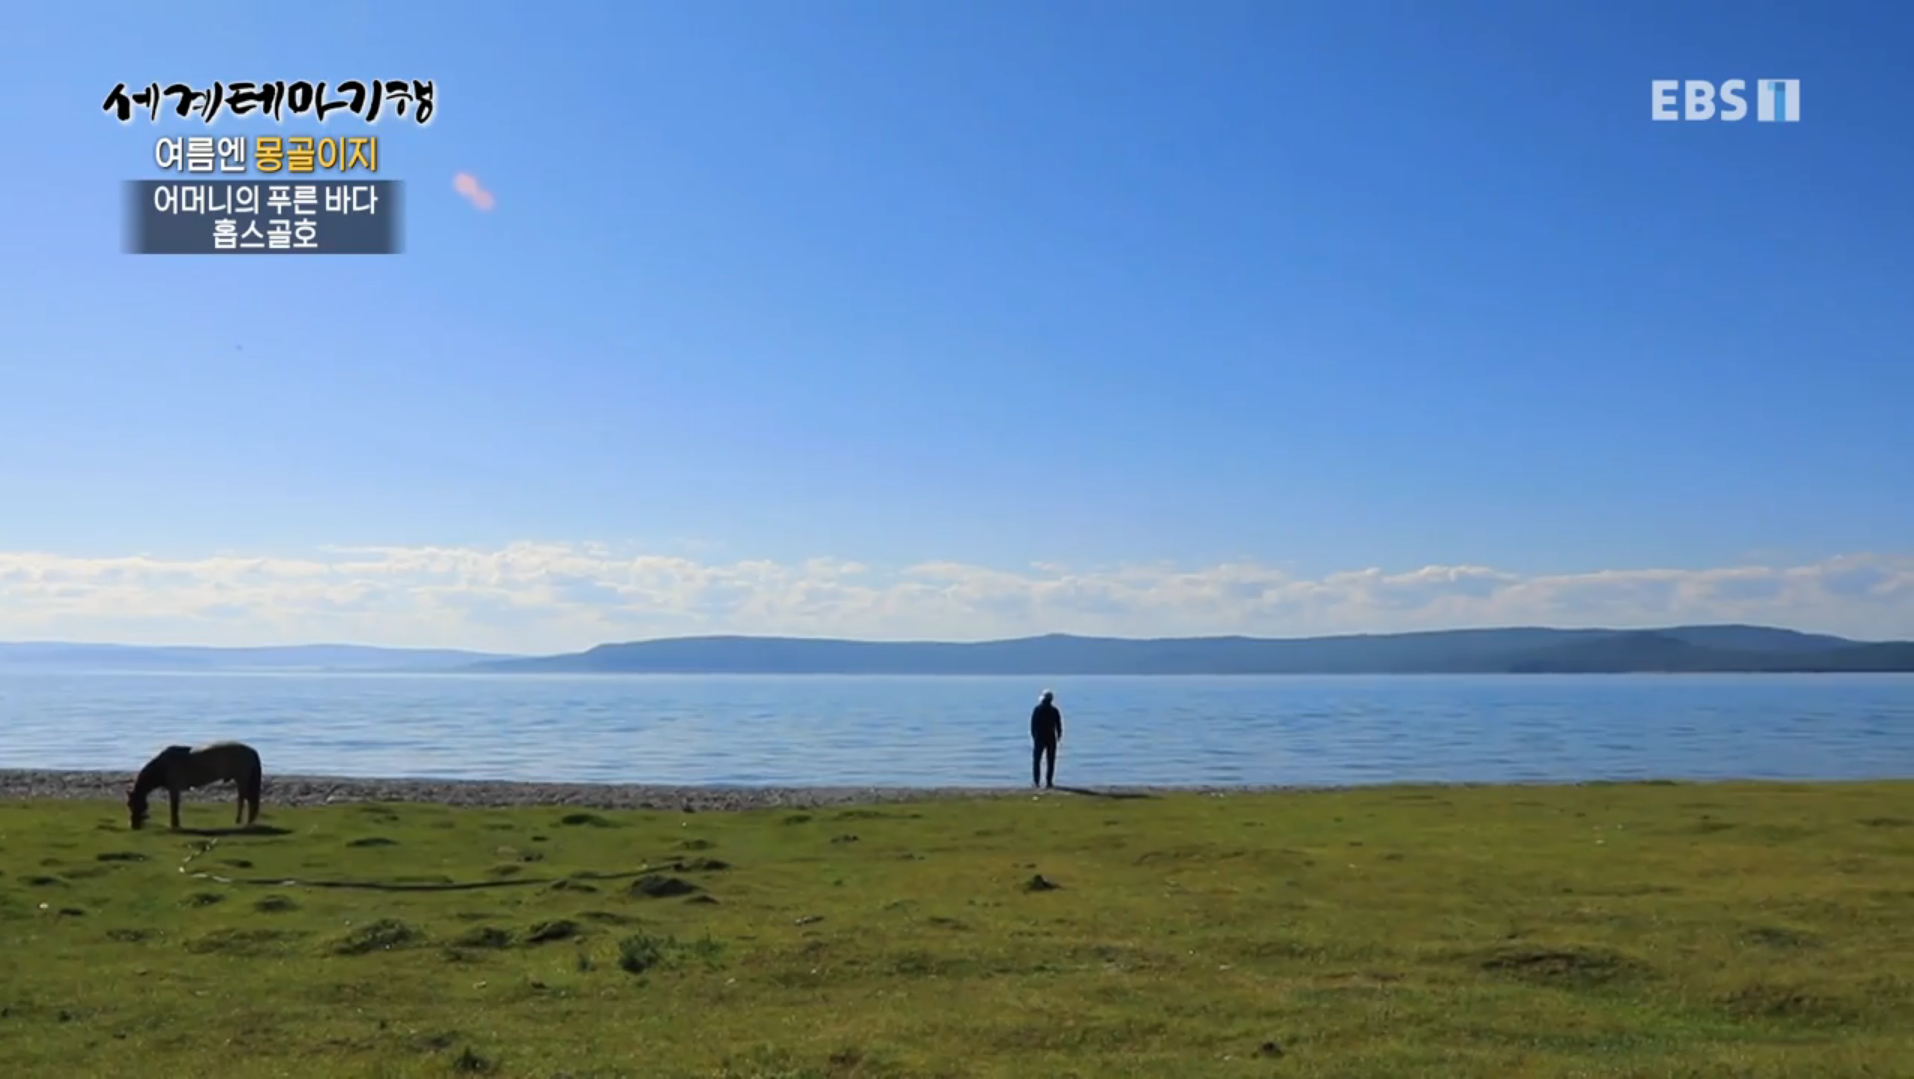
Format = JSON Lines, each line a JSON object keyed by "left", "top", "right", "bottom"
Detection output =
{"left": 0, "top": 769, "right": 1215, "bottom": 813}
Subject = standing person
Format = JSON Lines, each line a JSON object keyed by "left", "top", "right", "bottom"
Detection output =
{"left": 1030, "top": 689, "right": 1063, "bottom": 789}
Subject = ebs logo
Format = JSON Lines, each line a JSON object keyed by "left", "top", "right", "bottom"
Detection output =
{"left": 1651, "top": 79, "right": 1800, "bottom": 122}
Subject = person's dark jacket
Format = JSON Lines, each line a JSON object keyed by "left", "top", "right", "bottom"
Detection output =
{"left": 1030, "top": 700, "right": 1063, "bottom": 744}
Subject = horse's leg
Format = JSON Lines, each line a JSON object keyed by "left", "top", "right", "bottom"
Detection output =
{"left": 168, "top": 788, "right": 183, "bottom": 831}
{"left": 248, "top": 758, "right": 264, "bottom": 824}
{"left": 235, "top": 786, "right": 244, "bottom": 825}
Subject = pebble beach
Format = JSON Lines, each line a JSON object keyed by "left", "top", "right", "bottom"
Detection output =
{"left": 0, "top": 769, "right": 1202, "bottom": 813}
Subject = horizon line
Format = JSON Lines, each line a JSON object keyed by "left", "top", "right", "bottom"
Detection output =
{"left": 0, "top": 621, "right": 1896, "bottom": 655}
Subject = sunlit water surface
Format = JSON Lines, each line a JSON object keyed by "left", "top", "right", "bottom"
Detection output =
{"left": 1, "top": 671, "right": 1909, "bottom": 787}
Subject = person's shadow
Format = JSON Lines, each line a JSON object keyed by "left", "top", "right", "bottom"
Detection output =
{"left": 1051, "top": 786, "right": 1156, "bottom": 801}
{"left": 174, "top": 824, "right": 293, "bottom": 837}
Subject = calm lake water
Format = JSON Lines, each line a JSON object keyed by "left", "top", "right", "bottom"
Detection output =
{"left": 0, "top": 671, "right": 1910, "bottom": 788}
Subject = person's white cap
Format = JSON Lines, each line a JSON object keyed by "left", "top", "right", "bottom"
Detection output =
{"left": 1039, "top": 689, "right": 1054, "bottom": 701}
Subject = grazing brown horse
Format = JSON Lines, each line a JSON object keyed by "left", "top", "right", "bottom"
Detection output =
{"left": 127, "top": 741, "right": 265, "bottom": 831}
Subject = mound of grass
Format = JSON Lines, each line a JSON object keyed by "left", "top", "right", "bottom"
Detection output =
{"left": 628, "top": 874, "right": 700, "bottom": 899}
{"left": 454, "top": 926, "right": 515, "bottom": 949}
{"left": 332, "top": 918, "right": 421, "bottom": 955}
{"left": 185, "top": 927, "right": 296, "bottom": 956}
{"left": 524, "top": 919, "right": 580, "bottom": 944}
{"left": 615, "top": 929, "right": 726, "bottom": 974}
{"left": 616, "top": 931, "right": 667, "bottom": 973}
{"left": 1475, "top": 943, "right": 1648, "bottom": 988}
{"left": 0, "top": 780, "right": 1910, "bottom": 1076}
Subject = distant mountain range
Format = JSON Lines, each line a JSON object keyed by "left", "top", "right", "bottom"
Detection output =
{"left": 0, "top": 642, "right": 514, "bottom": 672}
{"left": 468, "top": 625, "right": 1914, "bottom": 676}
{"left": 4, "top": 626, "right": 1910, "bottom": 676}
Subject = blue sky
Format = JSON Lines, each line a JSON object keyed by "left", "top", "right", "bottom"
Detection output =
{"left": 0, "top": 1, "right": 1909, "bottom": 648}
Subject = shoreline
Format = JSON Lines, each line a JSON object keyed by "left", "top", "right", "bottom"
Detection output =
{"left": 1, "top": 768, "right": 1902, "bottom": 813}
{"left": 0, "top": 769, "right": 1164, "bottom": 811}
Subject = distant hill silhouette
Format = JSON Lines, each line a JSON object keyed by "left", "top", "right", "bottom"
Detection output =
{"left": 7, "top": 627, "right": 1904, "bottom": 676}
{"left": 1504, "top": 632, "right": 1914, "bottom": 673}
{"left": 467, "top": 624, "right": 1914, "bottom": 676}
{"left": 0, "top": 643, "right": 515, "bottom": 672}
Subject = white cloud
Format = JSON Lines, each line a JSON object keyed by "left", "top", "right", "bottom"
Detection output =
{"left": 0, "top": 543, "right": 1910, "bottom": 652}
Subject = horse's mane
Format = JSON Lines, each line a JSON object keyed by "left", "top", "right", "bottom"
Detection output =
{"left": 130, "top": 758, "right": 163, "bottom": 798}
{"left": 131, "top": 746, "right": 193, "bottom": 796}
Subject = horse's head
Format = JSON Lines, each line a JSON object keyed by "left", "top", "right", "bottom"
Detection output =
{"left": 126, "top": 783, "right": 149, "bottom": 830}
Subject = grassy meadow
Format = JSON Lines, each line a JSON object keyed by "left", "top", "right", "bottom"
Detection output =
{"left": 1, "top": 781, "right": 1910, "bottom": 1078}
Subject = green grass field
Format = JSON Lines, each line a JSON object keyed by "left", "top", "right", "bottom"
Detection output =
{"left": 2, "top": 781, "right": 1911, "bottom": 1078}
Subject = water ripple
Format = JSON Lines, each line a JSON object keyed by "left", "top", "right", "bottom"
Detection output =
{"left": 0, "top": 671, "right": 1910, "bottom": 786}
